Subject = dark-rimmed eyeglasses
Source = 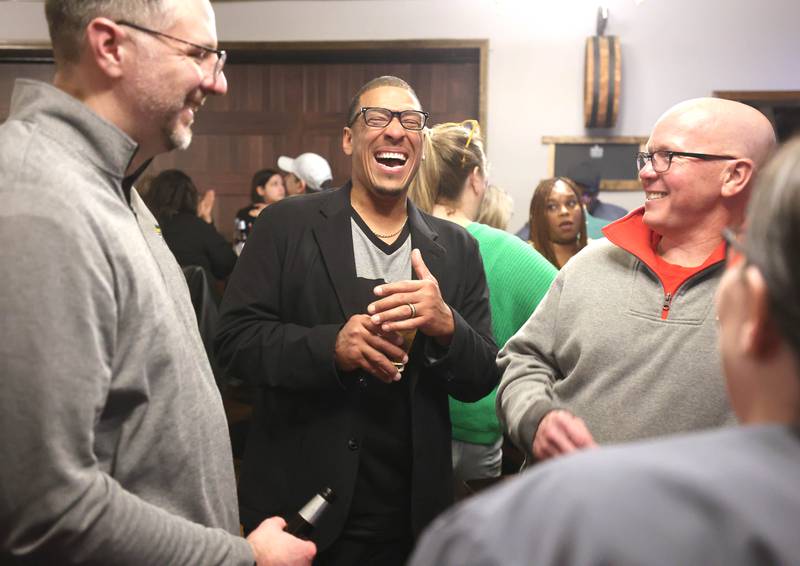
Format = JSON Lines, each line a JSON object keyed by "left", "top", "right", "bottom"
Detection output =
{"left": 636, "top": 150, "right": 738, "bottom": 173}
{"left": 349, "top": 107, "right": 429, "bottom": 131}
{"left": 721, "top": 227, "right": 747, "bottom": 265}
{"left": 116, "top": 20, "right": 226, "bottom": 82}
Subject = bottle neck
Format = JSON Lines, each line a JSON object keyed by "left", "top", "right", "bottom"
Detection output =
{"left": 298, "top": 493, "right": 329, "bottom": 525}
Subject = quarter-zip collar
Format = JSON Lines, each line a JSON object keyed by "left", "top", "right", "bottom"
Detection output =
{"left": 10, "top": 79, "right": 141, "bottom": 204}
{"left": 603, "top": 207, "right": 725, "bottom": 319}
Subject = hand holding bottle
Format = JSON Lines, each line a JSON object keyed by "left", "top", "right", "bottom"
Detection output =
{"left": 246, "top": 516, "right": 316, "bottom": 566}
{"left": 233, "top": 218, "right": 248, "bottom": 256}
{"left": 285, "top": 487, "right": 336, "bottom": 538}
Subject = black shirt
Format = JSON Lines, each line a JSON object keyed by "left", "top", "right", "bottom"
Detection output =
{"left": 160, "top": 212, "right": 236, "bottom": 282}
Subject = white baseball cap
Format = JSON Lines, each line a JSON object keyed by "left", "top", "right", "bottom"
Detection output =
{"left": 277, "top": 152, "right": 333, "bottom": 191}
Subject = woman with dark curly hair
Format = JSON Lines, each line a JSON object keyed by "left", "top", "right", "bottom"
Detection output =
{"left": 145, "top": 169, "right": 236, "bottom": 284}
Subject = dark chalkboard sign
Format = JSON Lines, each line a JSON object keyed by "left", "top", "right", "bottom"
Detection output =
{"left": 543, "top": 136, "right": 646, "bottom": 191}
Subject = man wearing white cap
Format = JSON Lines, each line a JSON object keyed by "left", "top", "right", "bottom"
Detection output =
{"left": 278, "top": 152, "right": 333, "bottom": 195}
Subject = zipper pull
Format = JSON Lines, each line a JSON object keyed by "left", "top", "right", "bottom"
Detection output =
{"left": 661, "top": 292, "right": 673, "bottom": 320}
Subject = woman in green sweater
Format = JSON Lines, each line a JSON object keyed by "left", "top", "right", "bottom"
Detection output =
{"left": 409, "top": 121, "right": 557, "bottom": 482}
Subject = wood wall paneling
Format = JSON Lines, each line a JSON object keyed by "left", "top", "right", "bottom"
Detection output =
{"left": 1, "top": 42, "right": 484, "bottom": 234}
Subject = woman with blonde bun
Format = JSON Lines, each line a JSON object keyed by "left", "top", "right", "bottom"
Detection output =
{"left": 409, "top": 121, "right": 557, "bottom": 483}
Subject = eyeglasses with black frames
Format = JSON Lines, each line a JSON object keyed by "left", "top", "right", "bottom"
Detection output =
{"left": 636, "top": 150, "right": 738, "bottom": 173}
{"left": 349, "top": 107, "right": 429, "bottom": 131}
{"left": 116, "top": 20, "right": 226, "bottom": 83}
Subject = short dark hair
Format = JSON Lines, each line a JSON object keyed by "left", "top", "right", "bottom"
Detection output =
{"left": 143, "top": 169, "right": 198, "bottom": 222}
{"left": 745, "top": 136, "right": 800, "bottom": 358}
{"left": 45, "top": 0, "right": 173, "bottom": 65}
{"left": 250, "top": 168, "right": 280, "bottom": 204}
{"left": 346, "top": 75, "right": 420, "bottom": 126}
{"left": 529, "top": 177, "right": 588, "bottom": 268}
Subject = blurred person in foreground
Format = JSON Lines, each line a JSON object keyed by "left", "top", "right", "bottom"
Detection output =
{"left": 409, "top": 120, "right": 557, "bottom": 484}
{"left": 497, "top": 97, "right": 776, "bottom": 465}
{"left": 0, "top": 0, "right": 314, "bottom": 564}
{"left": 527, "top": 176, "right": 588, "bottom": 269}
{"left": 410, "top": 135, "right": 800, "bottom": 566}
{"left": 215, "top": 76, "right": 499, "bottom": 565}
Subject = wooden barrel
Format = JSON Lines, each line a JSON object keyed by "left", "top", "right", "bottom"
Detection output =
{"left": 584, "top": 36, "right": 621, "bottom": 128}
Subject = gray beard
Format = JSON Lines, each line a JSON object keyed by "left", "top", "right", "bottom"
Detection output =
{"left": 165, "top": 118, "right": 192, "bottom": 151}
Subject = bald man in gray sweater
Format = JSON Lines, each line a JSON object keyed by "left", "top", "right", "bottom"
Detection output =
{"left": 497, "top": 97, "right": 776, "bottom": 464}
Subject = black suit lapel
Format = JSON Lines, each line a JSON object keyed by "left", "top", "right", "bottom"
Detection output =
{"left": 407, "top": 201, "right": 446, "bottom": 283}
{"left": 313, "top": 183, "right": 363, "bottom": 320}
{"left": 407, "top": 202, "right": 447, "bottom": 396}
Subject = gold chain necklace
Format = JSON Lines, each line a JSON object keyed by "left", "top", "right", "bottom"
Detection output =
{"left": 373, "top": 220, "right": 407, "bottom": 239}
{"left": 351, "top": 200, "right": 407, "bottom": 239}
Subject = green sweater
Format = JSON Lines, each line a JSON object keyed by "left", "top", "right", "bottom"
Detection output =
{"left": 450, "top": 223, "right": 557, "bottom": 444}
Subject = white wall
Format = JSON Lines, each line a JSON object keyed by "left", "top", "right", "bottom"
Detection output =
{"left": 3, "top": 0, "right": 799, "bottom": 231}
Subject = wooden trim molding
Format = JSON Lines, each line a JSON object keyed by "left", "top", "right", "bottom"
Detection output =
{"left": 0, "top": 39, "right": 488, "bottom": 137}
{"left": 0, "top": 43, "right": 53, "bottom": 63}
{"left": 714, "top": 91, "right": 800, "bottom": 103}
{"left": 542, "top": 135, "right": 647, "bottom": 145}
{"left": 478, "top": 40, "right": 489, "bottom": 146}
{"left": 542, "top": 136, "right": 647, "bottom": 192}
{"left": 600, "top": 180, "right": 642, "bottom": 191}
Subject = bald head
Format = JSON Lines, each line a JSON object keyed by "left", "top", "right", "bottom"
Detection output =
{"left": 641, "top": 98, "right": 776, "bottom": 254}
{"left": 654, "top": 97, "right": 776, "bottom": 169}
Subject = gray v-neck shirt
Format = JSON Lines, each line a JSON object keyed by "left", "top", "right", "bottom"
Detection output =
{"left": 351, "top": 216, "right": 412, "bottom": 283}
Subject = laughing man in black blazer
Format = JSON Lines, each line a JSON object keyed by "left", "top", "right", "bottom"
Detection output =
{"left": 215, "top": 75, "right": 499, "bottom": 566}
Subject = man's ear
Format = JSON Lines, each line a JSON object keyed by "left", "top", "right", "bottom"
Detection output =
{"left": 741, "top": 265, "right": 781, "bottom": 359}
{"left": 85, "top": 18, "right": 127, "bottom": 79}
{"left": 721, "top": 158, "right": 755, "bottom": 198}
{"left": 342, "top": 127, "right": 353, "bottom": 157}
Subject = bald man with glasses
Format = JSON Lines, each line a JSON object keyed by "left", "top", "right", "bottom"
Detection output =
{"left": 497, "top": 97, "right": 776, "bottom": 466}
{"left": 411, "top": 134, "right": 800, "bottom": 566}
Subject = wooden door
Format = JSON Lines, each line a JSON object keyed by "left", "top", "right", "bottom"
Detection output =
{"left": 1, "top": 42, "right": 484, "bottom": 236}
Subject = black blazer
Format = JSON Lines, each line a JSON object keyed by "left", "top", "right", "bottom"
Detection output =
{"left": 215, "top": 183, "right": 499, "bottom": 550}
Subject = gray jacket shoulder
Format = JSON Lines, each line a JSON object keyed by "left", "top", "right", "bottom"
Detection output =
{"left": 413, "top": 427, "right": 800, "bottom": 566}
